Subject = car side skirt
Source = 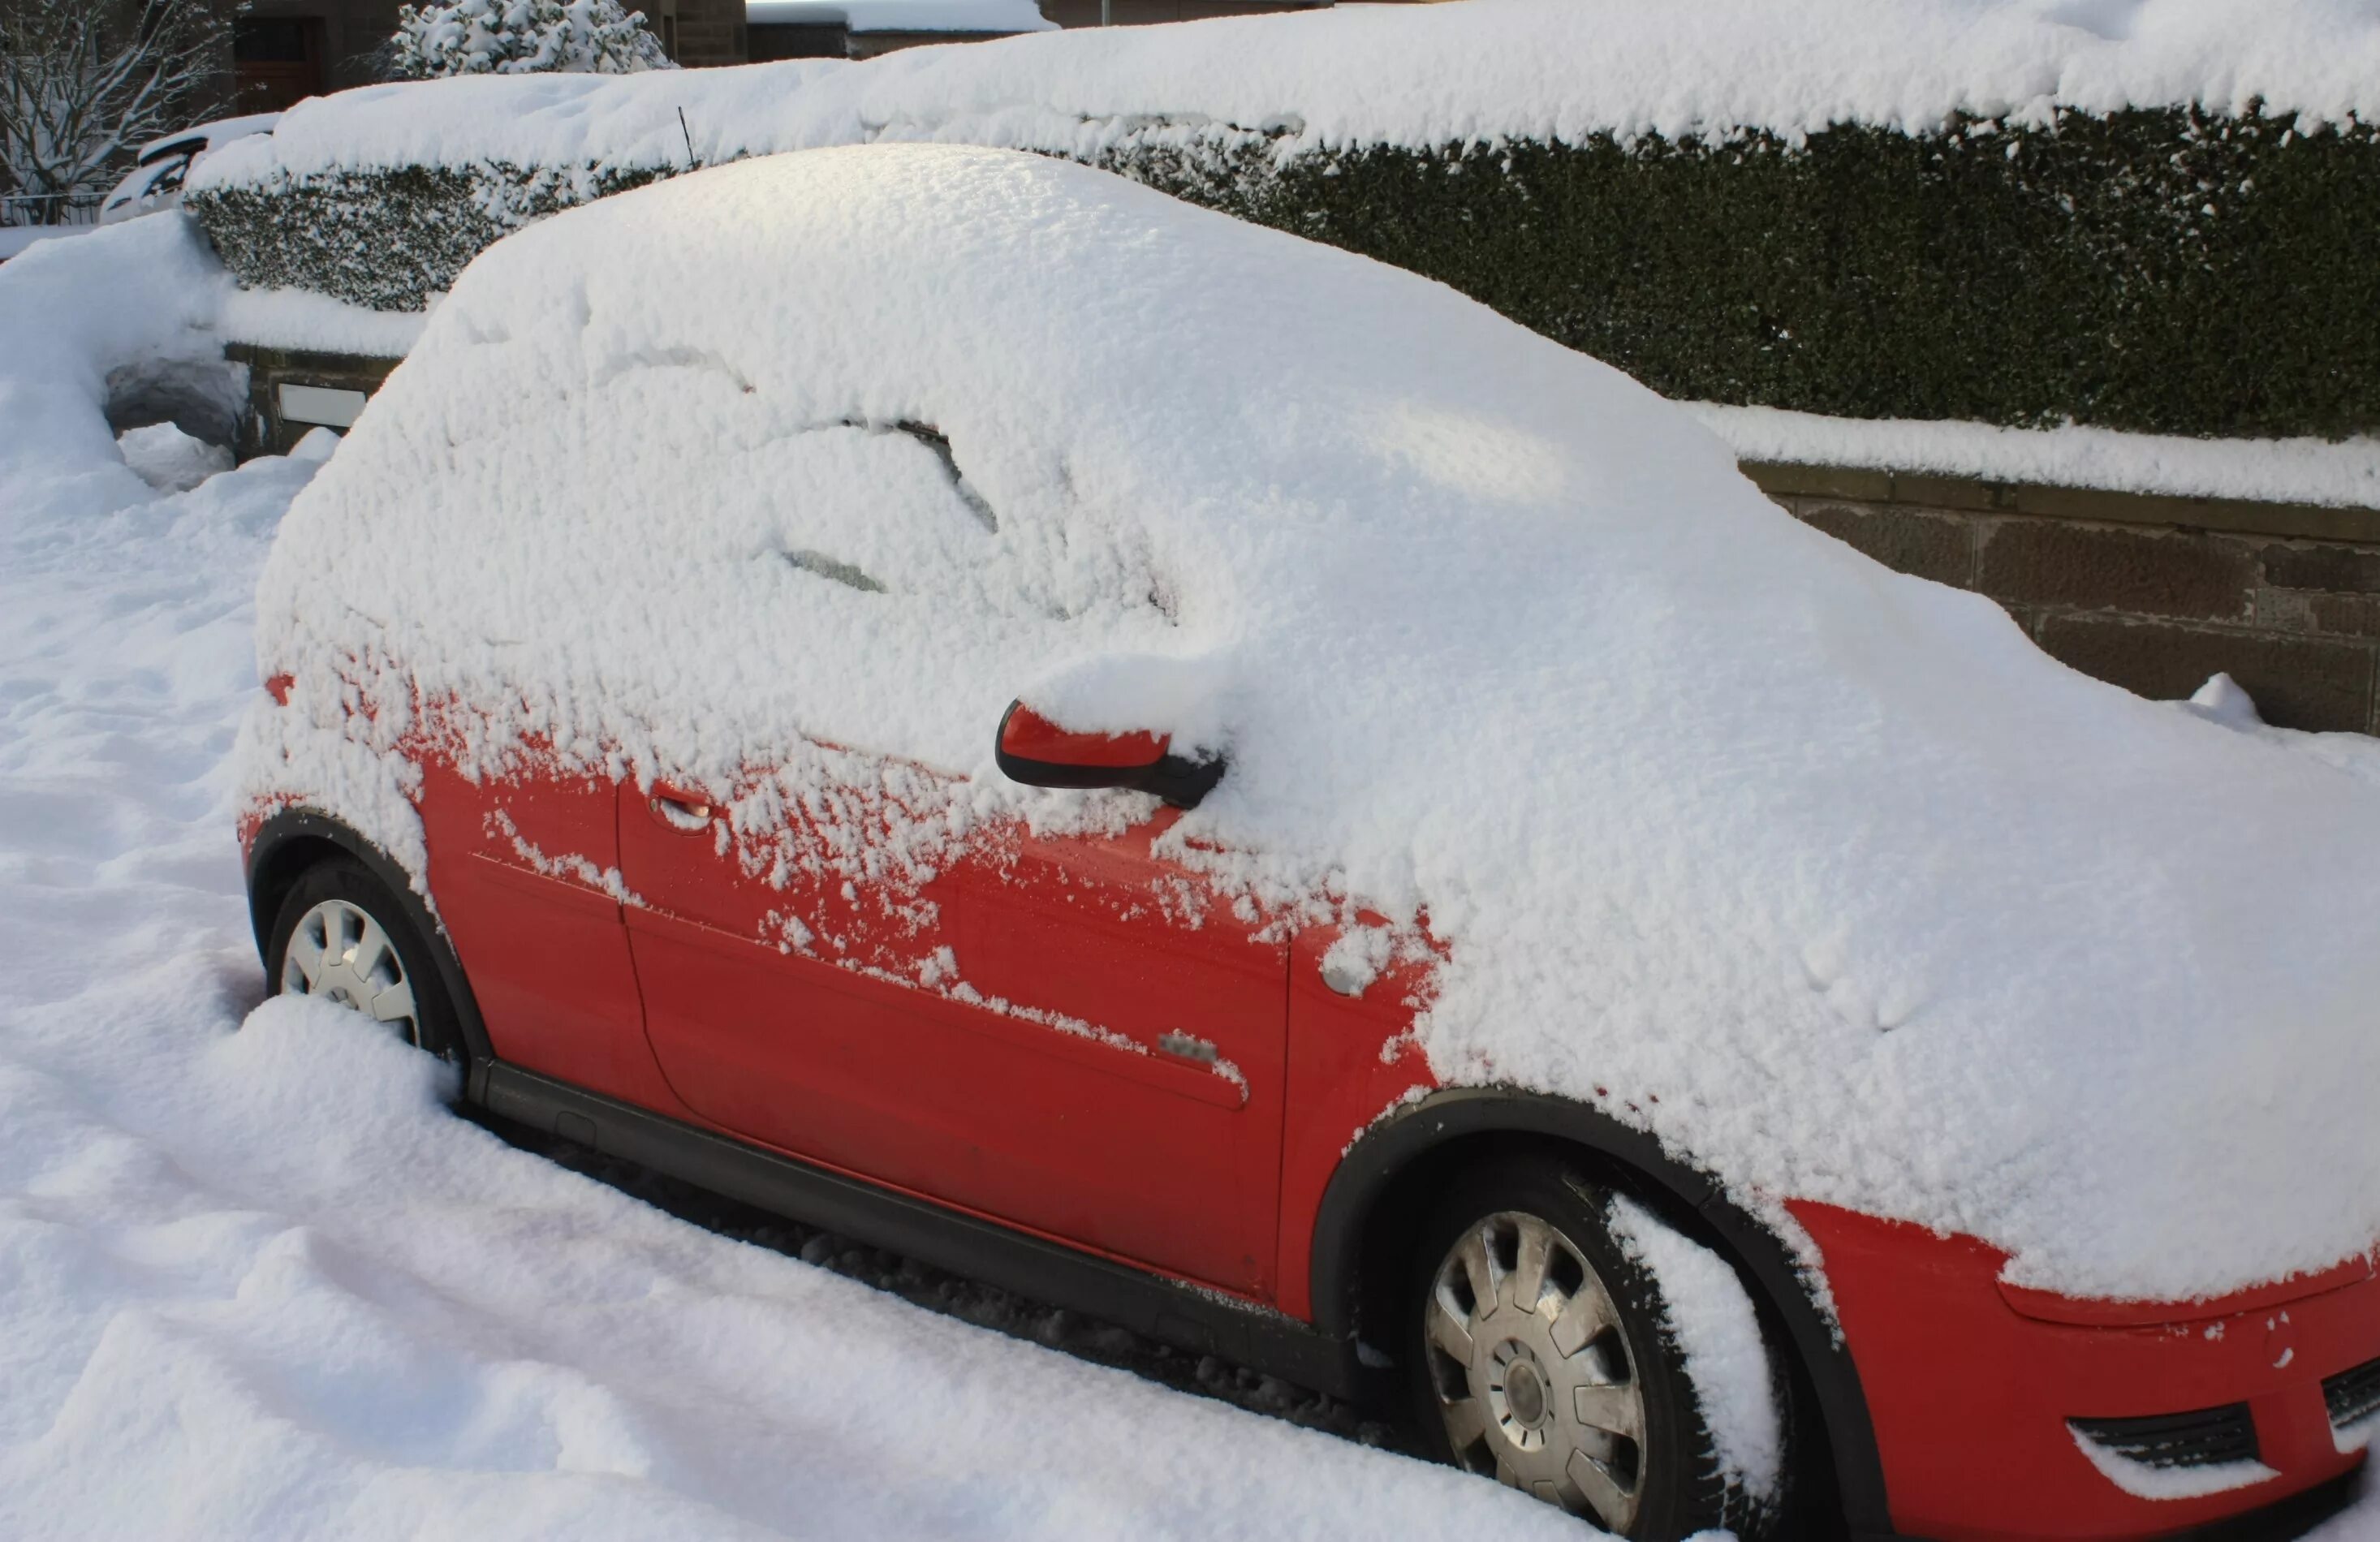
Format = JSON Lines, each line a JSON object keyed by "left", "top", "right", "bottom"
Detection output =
{"left": 468, "top": 1059, "right": 1370, "bottom": 1402}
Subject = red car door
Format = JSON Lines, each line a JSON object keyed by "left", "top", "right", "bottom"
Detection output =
{"left": 412, "top": 740, "right": 679, "bottom": 1114}
{"left": 615, "top": 757, "right": 1290, "bottom": 1299}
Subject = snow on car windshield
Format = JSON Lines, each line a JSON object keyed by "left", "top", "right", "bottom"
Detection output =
{"left": 248, "top": 143, "right": 2380, "bottom": 1306}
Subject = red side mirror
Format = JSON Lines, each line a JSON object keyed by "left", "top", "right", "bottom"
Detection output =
{"left": 994, "top": 701, "right": 1225, "bottom": 809}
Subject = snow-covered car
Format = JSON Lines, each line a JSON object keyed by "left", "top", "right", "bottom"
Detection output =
{"left": 99, "top": 113, "right": 280, "bottom": 226}
{"left": 237, "top": 144, "right": 2380, "bottom": 1540}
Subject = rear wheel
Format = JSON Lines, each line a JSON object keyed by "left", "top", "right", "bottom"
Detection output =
{"left": 1407, "top": 1159, "right": 1761, "bottom": 1540}
{"left": 265, "top": 855, "right": 462, "bottom": 1062}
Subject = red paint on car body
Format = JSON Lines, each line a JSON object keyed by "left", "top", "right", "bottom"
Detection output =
{"left": 1793, "top": 1200, "right": 2378, "bottom": 1540}
{"left": 408, "top": 726, "right": 684, "bottom": 1118}
{"left": 316, "top": 702, "right": 2371, "bottom": 1541}
{"left": 998, "top": 704, "right": 1168, "bottom": 769}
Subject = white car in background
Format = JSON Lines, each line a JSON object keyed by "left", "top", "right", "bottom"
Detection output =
{"left": 99, "top": 113, "right": 281, "bottom": 226}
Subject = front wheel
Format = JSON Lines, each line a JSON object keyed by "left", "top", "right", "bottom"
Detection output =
{"left": 265, "top": 855, "right": 463, "bottom": 1062}
{"left": 1407, "top": 1158, "right": 1783, "bottom": 1539}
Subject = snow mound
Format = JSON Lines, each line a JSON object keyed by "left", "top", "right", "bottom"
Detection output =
{"left": 2179, "top": 674, "right": 2380, "bottom": 788}
{"left": 119, "top": 421, "right": 234, "bottom": 492}
{"left": 193, "top": 0, "right": 2380, "bottom": 196}
{"left": 251, "top": 143, "right": 2380, "bottom": 1306}
{"left": 1608, "top": 1197, "right": 1783, "bottom": 1510}
{"left": 0, "top": 210, "right": 1597, "bottom": 1542}
{"left": 0, "top": 213, "right": 231, "bottom": 525}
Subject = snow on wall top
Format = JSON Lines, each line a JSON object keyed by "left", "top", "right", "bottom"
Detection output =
{"left": 250, "top": 143, "right": 2380, "bottom": 1305}
{"left": 746, "top": 0, "right": 1055, "bottom": 33}
{"left": 192, "top": 0, "right": 2380, "bottom": 191}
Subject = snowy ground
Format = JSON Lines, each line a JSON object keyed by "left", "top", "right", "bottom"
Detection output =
{"left": 0, "top": 216, "right": 1582, "bottom": 1540}
{"left": 0, "top": 225, "right": 94, "bottom": 262}
{"left": 6, "top": 209, "right": 2379, "bottom": 1540}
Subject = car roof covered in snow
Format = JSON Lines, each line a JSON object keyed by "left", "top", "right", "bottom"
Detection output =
{"left": 139, "top": 112, "right": 280, "bottom": 163}
{"left": 251, "top": 143, "right": 2380, "bottom": 1304}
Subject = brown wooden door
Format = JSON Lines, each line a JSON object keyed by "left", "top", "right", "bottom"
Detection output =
{"left": 234, "top": 17, "right": 326, "bottom": 113}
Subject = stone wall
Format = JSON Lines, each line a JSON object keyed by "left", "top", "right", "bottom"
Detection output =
{"left": 226, "top": 344, "right": 399, "bottom": 460}
{"left": 1750, "top": 464, "right": 2380, "bottom": 735}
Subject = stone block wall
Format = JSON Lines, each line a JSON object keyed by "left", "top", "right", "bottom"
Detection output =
{"left": 1752, "top": 464, "right": 2380, "bottom": 735}
{"left": 225, "top": 344, "right": 400, "bottom": 460}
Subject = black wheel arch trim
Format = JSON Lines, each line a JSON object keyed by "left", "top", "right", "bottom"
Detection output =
{"left": 244, "top": 806, "right": 497, "bottom": 1066}
{"left": 1309, "top": 1084, "right": 1895, "bottom": 1538}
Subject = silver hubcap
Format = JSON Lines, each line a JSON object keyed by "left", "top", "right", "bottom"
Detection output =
{"left": 1426, "top": 1211, "right": 1647, "bottom": 1532}
{"left": 279, "top": 898, "right": 420, "bottom": 1045}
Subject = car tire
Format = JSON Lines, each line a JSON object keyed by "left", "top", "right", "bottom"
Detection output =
{"left": 265, "top": 855, "right": 463, "bottom": 1063}
{"left": 1406, "top": 1157, "right": 1779, "bottom": 1540}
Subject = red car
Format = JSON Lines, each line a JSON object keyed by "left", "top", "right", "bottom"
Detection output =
{"left": 238, "top": 144, "right": 2380, "bottom": 1540}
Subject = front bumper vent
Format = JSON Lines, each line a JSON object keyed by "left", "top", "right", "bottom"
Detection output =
{"left": 2070, "top": 1405, "right": 2260, "bottom": 1469}
{"left": 2325, "top": 1355, "right": 2380, "bottom": 1432}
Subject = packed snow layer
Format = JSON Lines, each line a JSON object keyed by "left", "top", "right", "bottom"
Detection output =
{"left": 218, "top": 286, "right": 432, "bottom": 358}
{"left": 249, "top": 144, "right": 2380, "bottom": 1307}
{"left": 0, "top": 214, "right": 232, "bottom": 527}
{"left": 1693, "top": 404, "right": 2380, "bottom": 512}
{"left": 0, "top": 214, "right": 1595, "bottom": 1542}
{"left": 191, "top": 0, "right": 2380, "bottom": 200}
{"left": 0, "top": 226, "right": 95, "bottom": 262}
{"left": 119, "top": 422, "right": 235, "bottom": 492}
{"left": 747, "top": 0, "right": 1054, "bottom": 32}
{"left": 1607, "top": 1198, "right": 1783, "bottom": 1509}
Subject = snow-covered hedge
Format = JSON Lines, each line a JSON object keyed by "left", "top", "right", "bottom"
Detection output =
{"left": 193, "top": 162, "right": 668, "bottom": 313}
{"left": 186, "top": 0, "right": 2380, "bottom": 438}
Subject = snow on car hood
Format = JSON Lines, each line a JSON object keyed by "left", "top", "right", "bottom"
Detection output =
{"left": 248, "top": 144, "right": 2380, "bottom": 1305}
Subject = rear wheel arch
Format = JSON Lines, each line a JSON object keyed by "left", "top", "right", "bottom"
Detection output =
{"left": 244, "top": 808, "right": 495, "bottom": 1067}
{"left": 1311, "top": 1087, "right": 1891, "bottom": 1538}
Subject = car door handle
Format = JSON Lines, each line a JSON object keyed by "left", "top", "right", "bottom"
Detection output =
{"left": 647, "top": 785, "right": 714, "bottom": 833}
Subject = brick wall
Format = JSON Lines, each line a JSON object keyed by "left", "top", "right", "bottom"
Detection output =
{"left": 666, "top": 0, "right": 747, "bottom": 67}
{"left": 1753, "top": 465, "right": 2380, "bottom": 735}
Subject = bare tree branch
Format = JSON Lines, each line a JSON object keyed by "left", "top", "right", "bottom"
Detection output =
{"left": 1, "top": 0, "right": 229, "bottom": 221}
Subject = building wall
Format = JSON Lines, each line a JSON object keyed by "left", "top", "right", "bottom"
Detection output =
{"left": 238, "top": 0, "right": 403, "bottom": 101}
{"left": 666, "top": 0, "right": 750, "bottom": 67}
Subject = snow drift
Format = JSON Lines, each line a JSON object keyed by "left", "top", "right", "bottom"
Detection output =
{"left": 244, "top": 143, "right": 2380, "bottom": 1307}
{"left": 0, "top": 212, "right": 1597, "bottom": 1542}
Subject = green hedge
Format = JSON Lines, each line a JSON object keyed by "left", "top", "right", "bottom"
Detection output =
{"left": 189, "top": 108, "right": 2380, "bottom": 439}
{"left": 191, "top": 162, "right": 666, "bottom": 313}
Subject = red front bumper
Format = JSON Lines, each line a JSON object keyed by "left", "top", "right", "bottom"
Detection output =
{"left": 1793, "top": 1202, "right": 2380, "bottom": 1540}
